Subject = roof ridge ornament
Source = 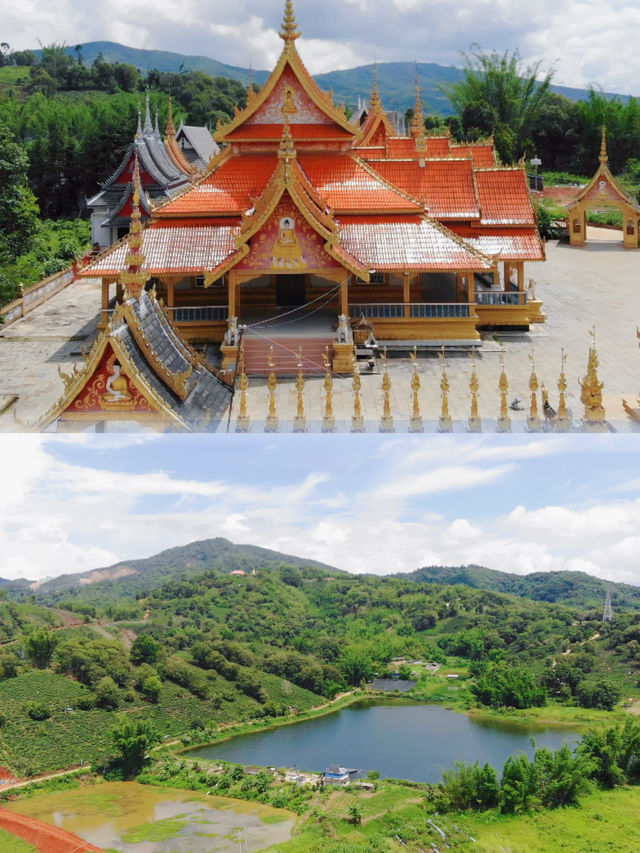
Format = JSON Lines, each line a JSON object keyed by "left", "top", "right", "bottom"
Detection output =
{"left": 166, "top": 96, "right": 176, "bottom": 138}
{"left": 143, "top": 92, "right": 153, "bottom": 135}
{"left": 410, "top": 64, "right": 425, "bottom": 139}
{"left": 370, "top": 62, "right": 382, "bottom": 113}
{"left": 600, "top": 125, "right": 608, "bottom": 164}
{"left": 280, "top": 0, "right": 300, "bottom": 42}
{"left": 278, "top": 117, "right": 297, "bottom": 162}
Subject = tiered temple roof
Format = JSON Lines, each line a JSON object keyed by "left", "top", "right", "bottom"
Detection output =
{"left": 87, "top": 96, "right": 217, "bottom": 247}
{"left": 83, "top": 0, "right": 543, "bottom": 286}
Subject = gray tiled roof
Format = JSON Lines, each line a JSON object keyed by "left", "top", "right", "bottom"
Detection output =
{"left": 111, "top": 293, "right": 232, "bottom": 431}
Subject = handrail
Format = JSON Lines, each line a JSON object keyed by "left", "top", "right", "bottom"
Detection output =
{"left": 475, "top": 291, "right": 528, "bottom": 306}
{"left": 349, "top": 302, "right": 473, "bottom": 319}
{"left": 169, "top": 305, "right": 229, "bottom": 322}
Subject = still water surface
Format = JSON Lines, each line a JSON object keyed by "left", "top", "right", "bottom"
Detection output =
{"left": 189, "top": 702, "right": 582, "bottom": 782}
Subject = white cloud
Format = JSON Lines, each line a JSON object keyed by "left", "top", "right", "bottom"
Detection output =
{"left": 1, "top": 435, "right": 640, "bottom": 590}
{"left": 2, "top": 0, "right": 638, "bottom": 93}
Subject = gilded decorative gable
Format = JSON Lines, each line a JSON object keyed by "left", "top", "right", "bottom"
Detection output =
{"left": 235, "top": 196, "right": 341, "bottom": 272}
{"left": 247, "top": 67, "right": 331, "bottom": 126}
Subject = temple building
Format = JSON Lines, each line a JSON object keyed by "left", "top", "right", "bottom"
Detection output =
{"left": 566, "top": 129, "right": 640, "bottom": 248}
{"left": 81, "top": 0, "right": 544, "bottom": 375}
{"left": 87, "top": 96, "right": 217, "bottom": 248}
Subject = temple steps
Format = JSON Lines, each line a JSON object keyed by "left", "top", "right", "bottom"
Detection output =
{"left": 241, "top": 334, "right": 335, "bottom": 375}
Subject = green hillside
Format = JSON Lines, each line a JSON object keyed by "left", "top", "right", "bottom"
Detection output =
{"left": 401, "top": 565, "right": 640, "bottom": 611}
{"left": 1, "top": 542, "right": 639, "bottom": 778}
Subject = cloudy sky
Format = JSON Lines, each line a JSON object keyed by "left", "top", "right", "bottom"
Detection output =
{"left": 2, "top": 434, "right": 640, "bottom": 586}
{"left": 3, "top": 0, "right": 638, "bottom": 93}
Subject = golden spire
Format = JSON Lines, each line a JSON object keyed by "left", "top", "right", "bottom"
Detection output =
{"left": 600, "top": 125, "right": 608, "bottom": 165}
{"left": 438, "top": 346, "right": 452, "bottom": 432}
{"left": 293, "top": 347, "right": 307, "bottom": 432}
{"left": 120, "top": 153, "right": 148, "bottom": 301}
{"left": 322, "top": 347, "right": 336, "bottom": 432}
{"left": 581, "top": 328, "right": 606, "bottom": 430}
{"left": 379, "top": 348, "right": 394, "bottom": 432}
{"left": 235, "top": 345, "right": 250, "bottom": 432}
{"left": 370, "top": 62, "right": 382, "bottom": 113}
{"left": 265, "top": 347, "right": 279, "bottom": 432}
{"left": 497, "top": 350, "right": 511, "bottom": 432}
{"left": 278, "top": 118, "right": 297, "bottom": 162}
{"left": 165, "top": 96, "right": 176, "bottom": 138}
{"left": 410, "top": 65, "right": 424, "bottom": 139}
{"left": 527, "top": 349, "right": 541, "bottom": 431}
{"left": 468, "top": 352, "right": 481, "bottom": 432}
{"left": 409, "top": 347, "right": 423, "bottom": 432}
{"left": 351, "top": 357, "right": 364, "bottom": 432}
{"left": 279, "top": 0, "right": 300, "bottom": 42}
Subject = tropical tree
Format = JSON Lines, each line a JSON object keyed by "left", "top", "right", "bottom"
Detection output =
{"left": 444, "top": 47, "right": 554, "bottom": 164}
{"left": 111, "top": 715, "right": 159, "bottom": 777}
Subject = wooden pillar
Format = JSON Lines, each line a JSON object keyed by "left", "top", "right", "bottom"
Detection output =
{"left": 339, "top": 276, "right": 349, "bottom": 317}
{"left": 402, "top": 273, "right": 411, "bottom": 318}
{"left": 516, "top": 262, "right": 525, "bottom": 303}
{"left": 503, "top": 261, "right": 510, "bottom": 291}
{"left": 468, "top": 270, "right": 476, "bottom": 304}
{"left": 456, "top": 272, "right": 468, "bottom": 303}
{"left": 116, "top": 282, "right": 123, "bottom": 303}
{"left": 166, "top": 279, "right": 175, "bottom": 308}
{"left": 100, "top": 279, "right": 110, "bottom": 328}
{"left": 228, "top": 272, "right": 237, "bottom": 319}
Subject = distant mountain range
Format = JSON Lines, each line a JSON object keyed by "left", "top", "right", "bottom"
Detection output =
{"left": 3, "top": 538, "right": 639, "bottom": 613}
{"left": 399, "top": 565, "right": 640, "bottom": 611}
{"left": 37, "top": 41, "right": 636, "bottom": 116}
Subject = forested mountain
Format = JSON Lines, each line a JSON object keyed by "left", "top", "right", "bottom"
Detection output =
{"left": 31, "top": 42, "right": 635, "bottom": 114}
{"left": 401, "top": 565, "right": 640, "bottom": 611}
{"left": 30, "top": 537, "right": 340, "bottom": 601}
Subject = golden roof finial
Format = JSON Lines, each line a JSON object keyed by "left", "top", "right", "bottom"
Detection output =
{"left": 280, "top": 0, "right": 300, "bottom": 42}
{"left": 370, "top": 62, "right": 382, "bottom": 113}
{"left": 166, "top": 96, "right": 176, "bottom": 138}
{"left": 247, "top": 62, "right": 255, "bottom": 103}
{"left": 120, "top": 153, "right": 148, "bottom": 301}
{"left": 600, "top": 125, "right": 608, "bottom": 164}
{"left": 410, "top": 64, "right": 425, "bottom": 139}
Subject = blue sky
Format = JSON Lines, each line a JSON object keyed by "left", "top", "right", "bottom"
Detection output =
{"left": 2, "top": 434, "right": 639, "bottom": 585}
{"left": 3, "top": 0, "right": 638, "bottom": 94}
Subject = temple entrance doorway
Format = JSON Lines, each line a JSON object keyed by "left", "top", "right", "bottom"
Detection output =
{"left": 276, "top": 274, "right": 306, "bottom": 310}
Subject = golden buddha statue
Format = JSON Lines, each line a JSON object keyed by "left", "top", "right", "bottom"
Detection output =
{"left": 271, "top": 216, "right": 306, "bottom": 269}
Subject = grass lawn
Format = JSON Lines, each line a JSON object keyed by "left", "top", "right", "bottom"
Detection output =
{"left": 0, "top": 827, "right": 38, "bottom": 852}
{"left": 455, "top": 786, "right": 640, "bottom": 852}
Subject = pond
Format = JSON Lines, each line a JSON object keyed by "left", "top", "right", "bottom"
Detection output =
{"left": 5, "top": 781, "right": 294, "bottom": 853}
{"left": 188, "top": 702, "right": 583, "bottom": 783}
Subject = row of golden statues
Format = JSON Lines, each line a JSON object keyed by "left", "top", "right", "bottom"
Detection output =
{"left": 233, "top": 334, "right": 608, "bottom": 433}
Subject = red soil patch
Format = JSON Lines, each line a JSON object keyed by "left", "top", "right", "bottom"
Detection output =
{"left": 0, "top": 808, "right": 103, "bottom": 853}
{"left": 539, "top": 185, "right": 583, "bottom": 206}
{"left": 0, "top": 766, "right": 18, "bottom": 784}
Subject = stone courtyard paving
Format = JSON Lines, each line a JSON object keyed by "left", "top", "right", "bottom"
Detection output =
{"left": 1, "top": 229, "right": 639, "bottom": 433}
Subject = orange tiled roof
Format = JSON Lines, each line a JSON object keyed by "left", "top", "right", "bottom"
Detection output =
{"left": 370, "top": 159, "right": 480, "bottom": 219}
{"left": 155, "top": 155, "right": 278, "bottom": 217}
{"left": 386, "top": 138, "right": 419, "bottom": 158}
{"left": 452, "top": 144, "right": 496, "bottom": 167}
{"left": 425, "top": 137, "right": 451, "bottom": 157}
{"left": 475, "top": 169, "right": 535, "bottom": 225}
{"left": 298, "top": 153, "right": 421, "bottom": 213}
{"left": 338, "top": 215, "right": 492, "bottom": 270}
{"left": 225, "top": 123, "right": 354, "bottom": 141}
{"left": 452, "top": 226, "right": 544, "bottom": 261}
{"left": 80, "top": 224, "right": 237, "bottom": 275}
